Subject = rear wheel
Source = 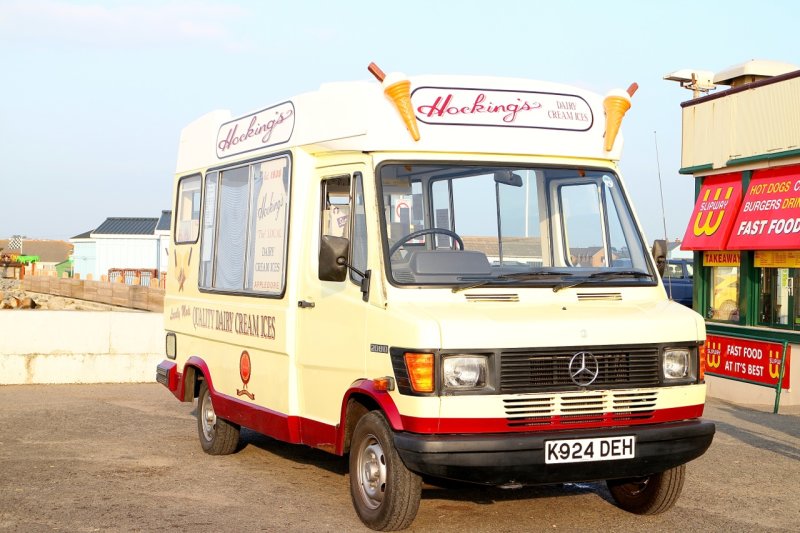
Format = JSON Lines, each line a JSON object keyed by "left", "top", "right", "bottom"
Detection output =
{"left": 349, "top": 411, "right": 421, "bottom": 531}
{"left": 196, "top": 380, "right": 239, "bottom": 455}
{"left": 606, "top": 464, "right": 685, "bottom": 515}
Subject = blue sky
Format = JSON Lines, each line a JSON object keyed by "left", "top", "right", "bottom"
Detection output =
{"left": 1, "top": 0, "right": 798, "bottom": 243}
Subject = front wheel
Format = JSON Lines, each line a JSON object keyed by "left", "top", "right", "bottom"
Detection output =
{"left": 196, "top": 380, "right": 240, "bottom": 455}
{"left": 606, "top": 464, "right": 686, "bottom": 515}
{"left": 349, "top": 411, "right": 421, "bottom": 531}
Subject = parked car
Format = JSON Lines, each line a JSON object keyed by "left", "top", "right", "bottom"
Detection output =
{"left": 663, "top": 259, "right": 693, "bottom": 307}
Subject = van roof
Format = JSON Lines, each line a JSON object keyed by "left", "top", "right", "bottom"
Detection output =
{"left": 176, "top": 75, "right": 625, "bottom": 174}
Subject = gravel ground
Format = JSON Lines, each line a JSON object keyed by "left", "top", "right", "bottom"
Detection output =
{"left": 0, "top": 384, "right": 797, "bottom": 532}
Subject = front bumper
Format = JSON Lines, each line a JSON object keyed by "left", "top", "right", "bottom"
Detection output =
{"left": 394, "top": 419, "right": 715, "bottom": 485}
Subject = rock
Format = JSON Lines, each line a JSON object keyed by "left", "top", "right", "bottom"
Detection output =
{"left": 18, "top": 297, "right": 37, "bottom": 309}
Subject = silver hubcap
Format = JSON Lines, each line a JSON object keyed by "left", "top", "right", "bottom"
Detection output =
{"left": 201, "top": 391, "right": 216, "bottom": 441}
{"left": 356, "top": 436, "right": 387, "bottom": 509}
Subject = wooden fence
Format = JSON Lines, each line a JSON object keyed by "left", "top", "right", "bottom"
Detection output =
{"left": 22, "top": 276, "right": 164, "bottom": 312}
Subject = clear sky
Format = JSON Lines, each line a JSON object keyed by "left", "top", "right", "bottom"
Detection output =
{"left": 1, "top": 0, "right": 798, "bottom": 244}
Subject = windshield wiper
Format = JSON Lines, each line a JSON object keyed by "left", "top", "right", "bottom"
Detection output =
{"left": 452, "top": 271, "right": 573, "bottom": 293}
{"left": 552, "top": 270, "right": 654, "bottom": 293}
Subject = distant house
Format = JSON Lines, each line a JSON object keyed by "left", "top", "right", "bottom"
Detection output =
{"left": 570, "top": 246, "right": 617, "bottom": 267}
{"left": 70, "top": 211, "right": 171, "bottom": 282}
{"left": 461, "top": 236, "right": 543, "bottom": 266}
{"left": 667, "top": 240, "right": 692, "bottom": 260}
{"left": 71, "top": 230, "right": 95, "bottom": 279}
{"left": 0, "top": 238, "right": 72, "bottom": 274}
{"left": 155, "top": 210, "right": 171, "bottom": 279}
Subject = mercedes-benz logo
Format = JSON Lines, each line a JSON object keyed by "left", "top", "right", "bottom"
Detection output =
{"left": 568, "top": 351, "right": 599, "bottom": 387}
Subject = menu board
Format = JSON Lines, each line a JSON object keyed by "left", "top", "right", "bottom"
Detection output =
{"left": 250, "top": 158, "right": 289, "bottom": 293}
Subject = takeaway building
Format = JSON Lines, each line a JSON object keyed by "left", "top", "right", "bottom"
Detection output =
{"left": 673, "top": 60, "right": 799, "bottom": 408}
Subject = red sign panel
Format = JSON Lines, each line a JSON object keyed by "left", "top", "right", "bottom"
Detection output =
{"left": 705, "top": 334, "right": 791, "bottom": 389}
{"left": 727, "top": 165, "right": 800, "bottom": 250}
{"left": 682, "top": 173, "right": 743, "bottom": 250}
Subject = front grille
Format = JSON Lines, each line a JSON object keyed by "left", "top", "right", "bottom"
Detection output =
{"left": 503, "top": 390, "right": 657, "bottom": 428}
{"left": 577, "top": 292, "right": 621, "bottom": 301}
{"left": 500, "top": 346, "right": 660, "bottom": 393}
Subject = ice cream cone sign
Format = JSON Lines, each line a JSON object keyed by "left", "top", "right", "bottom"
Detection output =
{"left": 368, "top": 62, "right": 421, "bottom": 141}
{"left": 603, "top": 82, "right": 638, "bottom": 152}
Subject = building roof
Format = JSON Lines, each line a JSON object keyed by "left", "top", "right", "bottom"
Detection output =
{"left": 93, "top": 217, "right": 159, "bottom": 236}
{"left": 714, "top": 59, "right": 798, "bottom": 85}
{"left": 0, "top": 239, "right": 73, "bottom": 263}
{"left": 71, "top": 229, "right": 94, "bottom": 240}
{"left": 156, "top": 210, "right": 172, "bottom": 232}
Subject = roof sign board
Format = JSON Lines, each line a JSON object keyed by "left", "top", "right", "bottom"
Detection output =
{"left": 412, "top": 87, "right": 593, "bottom": 131}
{"left": 681, "top": 173, "right": 743, "bottom": 250}
{"left": 216, "top": 101, "right": 295, "bottom": 159}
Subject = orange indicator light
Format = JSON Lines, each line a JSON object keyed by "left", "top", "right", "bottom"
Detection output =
{"left": 404, "top": 352, "right": 434, "bottom": 393}
{"left": 699, "top": 344, "right": 706, "bottom": 381}
{"left": 372, "top": 377, "right": 391, "bottom": 391}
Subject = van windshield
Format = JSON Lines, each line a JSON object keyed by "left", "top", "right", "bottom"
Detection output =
{"left": 378, "top": 163, "right": 653, "bottom": 289}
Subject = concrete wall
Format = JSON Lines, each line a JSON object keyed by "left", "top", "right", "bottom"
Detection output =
{"left": 0, "top": 311, "right": 163, "bottom": 384}
{"left": 2, "top": 308, "right": 794, "bottom": 411}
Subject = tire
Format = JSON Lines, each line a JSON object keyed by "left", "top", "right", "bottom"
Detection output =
{"left": 606, "top": 464, "right": 686, "bottom": 515}
{"left": 349, "top": 411, "right": 422, "bottom": 531}
{"left": 196, "top": 380, "right": 240, "bottom": 455}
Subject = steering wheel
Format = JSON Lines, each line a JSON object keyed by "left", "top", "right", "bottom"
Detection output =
{"left": 389, "top": 228, "right": 464, "bottom": 258}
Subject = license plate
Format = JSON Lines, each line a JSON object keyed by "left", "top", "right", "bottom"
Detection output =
{"left": 545, "top": 436, "right": 635, "bottom": 464}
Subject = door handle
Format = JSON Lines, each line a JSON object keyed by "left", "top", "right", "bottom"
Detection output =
{"left": 298, "top": 300, "right": 315, "bottom": 309}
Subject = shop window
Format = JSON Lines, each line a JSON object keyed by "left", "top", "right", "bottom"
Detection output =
{"left": 709, "top": 266, "right": 740, "bottom": 321}
{"left": 759, "top": 267, "right": 799, "bottom": 329}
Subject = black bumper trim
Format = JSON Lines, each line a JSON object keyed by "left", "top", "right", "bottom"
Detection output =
{"left": 394, "top": 419, "right": 715, "bottom": 486}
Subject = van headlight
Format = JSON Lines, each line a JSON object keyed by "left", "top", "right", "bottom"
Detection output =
{"left": 663, "top": 348, "right": 694, "bottom": 382}
{"left": 442, "top": 355, "right": 487, "bottom": 390}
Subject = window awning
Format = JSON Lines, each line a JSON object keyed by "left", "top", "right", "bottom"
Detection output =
{"left": 727, "top": 165, "right": 800, "bottom": 250}
{"left": 681, "top": 173, "right": 743, "bottom": 250}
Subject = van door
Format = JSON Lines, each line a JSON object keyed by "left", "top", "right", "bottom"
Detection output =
{"left": 295, "top": 165, "right": 370, "bottom": 431}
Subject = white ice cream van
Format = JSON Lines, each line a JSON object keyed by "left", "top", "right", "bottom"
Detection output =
{"left": 157, "top": 65, "right": 715, "bottom": 530}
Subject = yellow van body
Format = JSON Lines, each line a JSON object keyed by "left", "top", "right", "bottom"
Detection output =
{"left": 157, "top": 73, "right": 714, "bottom": 530}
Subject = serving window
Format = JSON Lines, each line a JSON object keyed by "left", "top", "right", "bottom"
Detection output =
{"left": 709, "top": 265, "right": 740, "bottom": 322}
{"left": 756, "top": 252, "right": 800, "bottom": 330}
{"left": 199, "top": 154, "right": 291, "bottom": 296}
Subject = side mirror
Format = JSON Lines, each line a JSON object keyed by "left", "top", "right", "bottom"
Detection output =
{"left": 319, "top": 235, "right": 349, "bottom": 282}
{"left": 652, "top": 239, "right": 667, "bottom": 278}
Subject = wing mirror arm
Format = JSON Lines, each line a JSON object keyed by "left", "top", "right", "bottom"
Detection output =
{"left": 336, "top": 257, "right": 371, "bottom": 301}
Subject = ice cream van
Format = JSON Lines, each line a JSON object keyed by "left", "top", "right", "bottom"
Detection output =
{"left": 157, "top": 63, "right": 715, "bottom": 531}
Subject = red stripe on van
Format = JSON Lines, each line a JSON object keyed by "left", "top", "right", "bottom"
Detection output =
{"left": 399, "top": 404, "right": 705, "bottom": 434}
